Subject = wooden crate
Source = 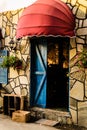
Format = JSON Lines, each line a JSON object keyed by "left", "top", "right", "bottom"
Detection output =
{"left": 12, "top": 110, "right": 30, "bottom": 122}
{"left": 3, "top": 94, "right": 25, "bottom": 116}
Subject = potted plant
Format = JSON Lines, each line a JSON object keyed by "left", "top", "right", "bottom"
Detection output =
{"left": 0, "top": 55, "right": 23, "bottom": 70}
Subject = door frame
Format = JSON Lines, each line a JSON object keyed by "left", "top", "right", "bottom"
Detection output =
{"left": 30, "top": 36, "right": 70, "bottom": 111}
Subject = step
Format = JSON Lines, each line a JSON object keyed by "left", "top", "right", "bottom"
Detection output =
{"left": 29, "top": 107, "right": 72, "bottom": 125}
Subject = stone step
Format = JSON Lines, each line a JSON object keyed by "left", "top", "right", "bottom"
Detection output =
{"left": 29, "top": 107, "right": 72, "bottom": 125}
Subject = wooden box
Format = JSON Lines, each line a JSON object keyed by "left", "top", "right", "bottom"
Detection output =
{"left": 12, "top": 110, "right": 30, "bottom": 122}
{"left": 3, "top": 94, "right": 25, "bottom": 116}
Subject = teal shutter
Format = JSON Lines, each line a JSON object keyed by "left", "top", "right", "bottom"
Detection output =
{"left": 0, "top": 50, "right": 8, "bottom": 84}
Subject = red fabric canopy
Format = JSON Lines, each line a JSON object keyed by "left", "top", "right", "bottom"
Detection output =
{"left": 16, "top": 0, "right": 75, "bottom": 39}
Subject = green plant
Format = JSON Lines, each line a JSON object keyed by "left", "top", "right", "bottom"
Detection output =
{"left": 74, "top": 49, "right": 87, "bottom": 68}
{"left": 0, "top": 55, "right": 23, "bottom": 69}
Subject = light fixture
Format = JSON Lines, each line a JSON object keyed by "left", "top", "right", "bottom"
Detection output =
{"left": 9, "top": 39, "right": 16, "bottom": 50}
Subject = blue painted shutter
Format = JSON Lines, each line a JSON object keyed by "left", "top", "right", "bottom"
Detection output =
{"left": 0, "top": 50, "right": 8, "bottom": 84}
{"left": 30, "top": 38, "right": 47, "bottom": 108}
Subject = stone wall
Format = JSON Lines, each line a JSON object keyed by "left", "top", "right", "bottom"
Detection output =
{"left": 0, "top": 0, "right": 87, "bottom": 128}
{"left": 0, "top": 9, "right": 30, "bottom": 108}
{"left": 62, "top": 0, "right": 87, "bottom": 128}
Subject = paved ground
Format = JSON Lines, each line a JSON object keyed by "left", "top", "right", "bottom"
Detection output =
{"left": 0, "top": 114, "right": 87, "bottom": 130}
{"left": 0, "top": 114, "right": 60, "bottom": 130}
{"left": 55, "top": 124, "right": 87, "bottom": 130}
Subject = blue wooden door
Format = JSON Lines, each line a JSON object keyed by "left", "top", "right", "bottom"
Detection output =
{"left": 30, "top": 37, "right": 47, "bottom": 108}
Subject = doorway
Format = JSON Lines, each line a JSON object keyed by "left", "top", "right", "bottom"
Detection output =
{"left": 47, "top": 37, "right": 69, "bottom": 110}
{"left": 30, "top": 37, "right": 69, "bottom": 110}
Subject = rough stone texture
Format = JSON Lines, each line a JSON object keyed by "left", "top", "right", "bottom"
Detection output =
{"left": 83, "top": 19, "right": 87, "bottom": 27}
{"left": 70, "top": 70, "right": 85, "bottom": 82}
{"left": 77, "top": 44, "right": 83, "bottom": 52}
{"left": 70, "top": 98, "right": 77, "bottom": 109}
{"left": 70, "top": 38, "right": 76, "bottom": 48}
{"left": 69, "top": 49, "right": 76, "bottom": 60}
{"left": 66, "top": 118, "right": 72, "bottom": 125}
{"left": 78, "top": 101, "right": 87, "bottom": 128}
{"left": 9, "top": 68, "right": 19, "bottom": 78}
{"left": 0, "top": 97, "right": 3, "bottom": 107}
{"left": 14, "top": 87, "right": 21, "bottom": 95}
{"left": 70, "top": 108, "right": 77, "bottom": 124}
{"left": 30, "top": 107, "right": 72, "bottom": 125}
{"left": 0, "top": 0, "right": 87, "bottom": 128}
{"left": 70, "top": 81, "right": 84, "bottom": 101}
{"left": 77, "top": 28, "right": 87, "bottom": 35}
{"left": 21, "top": 88, "right": 28, "bottom": 96}
{"left": 78, "top": 0, "right": 87, "bottom": 6}
{"left": 19, "top": 76, "right": 28, "bottom": 85}
{"left": 76, "top": 37, "right": 84, "bottom": 44}
{"left": 71, "top": 0, "right": 76, "bottom": 6}
{"left": 85, "top": 69, "right": 87, "bottom": 97}
{"left": 76, "top": 5, "right": 86, "bottom": 19}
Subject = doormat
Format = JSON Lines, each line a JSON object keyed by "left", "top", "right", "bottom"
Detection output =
{"left": 35, "top": 119, "right": 59, "bottom": 126}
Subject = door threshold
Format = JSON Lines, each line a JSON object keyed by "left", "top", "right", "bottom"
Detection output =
{"left": 47, "top": 107, "right": 68, "bottom": 112}
{"left": 29, "top": 107, "right": 72, "bottom": 125}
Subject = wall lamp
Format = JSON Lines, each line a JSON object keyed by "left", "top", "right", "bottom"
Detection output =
{"left": 9, "top": 39, "right": 17, "bottom": 50}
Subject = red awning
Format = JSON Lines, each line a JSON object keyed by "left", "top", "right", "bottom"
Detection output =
{"left": 16, "top": 0, "right": 75, "bottom": 39}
